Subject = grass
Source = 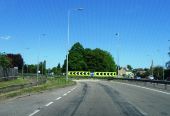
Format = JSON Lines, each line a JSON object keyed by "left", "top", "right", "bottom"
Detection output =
{"left": 0, "top": 77, "right": 76, "bottom": 100}
{"left": 0, "top": 77, "right": 31, "bottom": 88}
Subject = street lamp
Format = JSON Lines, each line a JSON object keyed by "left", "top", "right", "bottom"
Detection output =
{"left": 22, "top": 47, "right": 30, "bottom": 79}
{"left": 114, "top": 33, "right": 120, "bottom": 78}
{"left": 146, "top": 54, "right": 154, "bottom": 76}
{"left": 66, "top": 8, "right": 84, "bottom": 81}
{"left": 37, "top": 34, "right": 46, "bottom": 83}
{"left": 157, "top": 49, "right": 165, "bottom": 80}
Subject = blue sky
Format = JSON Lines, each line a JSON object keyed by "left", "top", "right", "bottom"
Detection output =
{"left": 0, "top": 0, "right": 170, "bottom": 69}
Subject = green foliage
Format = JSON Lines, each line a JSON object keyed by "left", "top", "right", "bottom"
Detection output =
{"left": 52, "top": 63, "right": 62, "bottom": 75}
{"left": 0, "top": 78, "right": 29, "bottom": 88}
{"left": 62, "top": 42, "right": 116, "bottom": 72}
{"left": 127, "top": 65, "right": 133, "bottom": 70}
{"left": 134, "top": 68, "right": 150, "bottom": 78}
{"left": 153, "top": 66, "right": 163, "bottom": 80}
{"left": 0, "top": 53, "right": 11, "bottom": 69}
{"left": 39, "top": 61, "right": 46, "bottom": 74}
{"left": 7, "top": 54, "right": 24, "bottom": 71}
{"left": 57, "top": 63, "right": 61, "bottom": 69}
{"left": 0, "top": 78, "right": 75, "bottom": 100}
{"left": 164, "top": 69, "right": 170, "bottom": 79}
{"left": 27, "top": 64, "right": 37, "bottom": 73}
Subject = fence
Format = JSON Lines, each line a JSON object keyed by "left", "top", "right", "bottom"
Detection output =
{"left": 0, "top": 67, "right": 18, "bottom": 81}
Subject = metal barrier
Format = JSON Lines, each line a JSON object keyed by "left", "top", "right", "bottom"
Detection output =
{"left": 107, "top": 78, "right": 170, "bottom": 90}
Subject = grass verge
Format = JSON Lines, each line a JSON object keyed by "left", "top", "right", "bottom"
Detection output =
{"left": 0, "top": 78, "right": 76, "bottom": 100}
{"left": 0, "top": 77, "right": 31, "bottom": 88}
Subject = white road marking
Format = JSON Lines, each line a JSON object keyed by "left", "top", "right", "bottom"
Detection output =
{"left": 71, "top": 87, "right": 76, "bottom": 91}
{"left": 63, "top": 93, "right": 67, "bottom": 96}
{"left": 112, "top": 81, "right": 170, "bottom": 95}
{"left": 128, "top": 102, "right": 148, "bottom": 116}
{"left": 45, "top": 102, "right": 54, "bottom": 106}
{"left": 55, "top": 97, "right": 62, "bottom": 100}
{"left": 29, "top": 110, "right": 40, "bottom": 116}
{"left": 67, "top": 91, "right": 71, "bottom": 94}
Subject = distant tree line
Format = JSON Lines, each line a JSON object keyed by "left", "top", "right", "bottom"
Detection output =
{"left": 23, "top": 61, "right": 46, "bottom": 74}
{"left": 133, "top": 66, "right": 169, "bottom": 80}
{"left": 62, "top": 42, "right": 116, "bottom": 72}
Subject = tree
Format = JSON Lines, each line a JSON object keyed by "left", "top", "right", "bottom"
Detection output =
{"left": 0, "top": 53, "right": 11, "bottom": 78}
{"left": 52, "top": 67, "right": 57, "bottom": 74}
{"left": 29, "top": 64, "right": 37, "bottom": 73}
{"left": 57, "top": 63, "right": 61, "bottom": 69}
{"left": 62, "top": 42, "right": 116, "bottom": 72}
{"left": 153, "top": 66, "right": 163, "bottom": 80}
{"left": 51, "top": 63, "right": 62, "bottom": 75}
{"left": 166, "top": 48, "right": 170, "bottom": 69}
{"left": 166, "top": 61, "right": 170, "bottom": 69}
{"left": 65, "top": 42, "right": 87, "bottom": 71}
{"left": 7, "top": 54, "right": 24, "bottom": 71}
{"left": 38, "top": 61, "right": 46, "bottom": 75}
{"left": 0, "top": 53, "right": 11, "bottom": 68}
{"left": 127, "top": 65, "right": 133, "bottom": 71}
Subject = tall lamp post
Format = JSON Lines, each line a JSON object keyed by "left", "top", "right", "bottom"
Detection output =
{"left": 37, "top": 34, "right": 46, "bottom": 83}
{"left": 66, "top": 8, "right": 84, "bottom": 81}
{"left": 157, "top": 49, "right": 165, "bottom": 80}
{"left": 114, "top": 33, "right": 120, "bottom": 78}
{"left": 22, "top": 47, "right": 30, "bottom": 79}
{"left": 147, "top": 54, "right": 154, "bottom": 76}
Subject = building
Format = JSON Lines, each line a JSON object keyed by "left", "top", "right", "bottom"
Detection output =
{"left": 118, "top": 67, "right": 134, "bottom": 78}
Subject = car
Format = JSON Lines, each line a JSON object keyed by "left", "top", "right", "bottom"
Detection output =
{"left": 148, "top": 75, "right": 154, "bottom": 80}
{"left": 136, "top": 76, "right": 141, "bottom": 80}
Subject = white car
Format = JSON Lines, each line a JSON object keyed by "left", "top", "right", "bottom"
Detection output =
{"left": 148, "top": 75, "right": 154, "bottom": 80}
{"left": 136, "top": 76, "right": 141, "bottom": 80}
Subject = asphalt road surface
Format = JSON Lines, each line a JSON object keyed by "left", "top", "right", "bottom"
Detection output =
{"left": 0, "top": 79, "right": 170, "bottom": 116}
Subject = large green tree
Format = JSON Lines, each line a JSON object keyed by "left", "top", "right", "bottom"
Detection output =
{"left": 52, "top": 63, "right": 62, "bottom": 75}
{"left": 62, "top": 42, "right": 87, "bottom": 72}
{"left": 153, "top": 66, "right": 163, "bottom": 80}
{"left": 0, "top": 53, "right": 11, "bottom": 68}
{"left": 7, "top": 54, "right": 24, "bottom": 71}
{"left": 127, "top": 65, "right": 133, "bottom": 70}
{"left": 62, "top": 42, "right": 116, "bottom": 72}
{"left": 0, "top": 53, "right": 11, "bottom": 77}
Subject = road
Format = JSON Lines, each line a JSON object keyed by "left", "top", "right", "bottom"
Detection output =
{"left": 0, "top": 79, "right": 170, "bottom": 116}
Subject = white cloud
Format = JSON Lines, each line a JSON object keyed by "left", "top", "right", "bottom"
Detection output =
{"left": 0, "top": 35, "right": 11, "bottom": 40}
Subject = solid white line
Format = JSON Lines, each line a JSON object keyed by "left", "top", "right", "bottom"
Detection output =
{"left": 63, "top": 93, "right": 67, "bottom": 96}
{"left": 55, "top": 97, "right": 62, "bottom": 100}
{"left": 112, "top": 81, "right": 170, "bottom": 95}
{"left": 45, "top": 102, "right": 54, "bottom": 106}
{"left": 29, "top": 110, "right": 40, "bottom": 116}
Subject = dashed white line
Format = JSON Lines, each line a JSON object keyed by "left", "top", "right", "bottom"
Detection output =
{"left": 45, "top": 102, "right": 54, "bottom": 106}
{"left": 71, "top": 87, "right": 76, "bottom": 91}
{"left": 29, "top": 110, "right": 40, "bottom": 116}
{"left": 112, "top": 81, "right": 170, "bottom": 95}
{"left": 67, "top": 91, "right": 71, "bottom": 94}
{"left": 55, "top": 97, "right": 62, "bottom": 100}
{"left": 63, "top": 93, "right": 67, "bottom": 96}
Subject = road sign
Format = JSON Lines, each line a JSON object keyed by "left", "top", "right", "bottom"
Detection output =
{"left": 68, "top": 71, "right": 116, "bottom": 77}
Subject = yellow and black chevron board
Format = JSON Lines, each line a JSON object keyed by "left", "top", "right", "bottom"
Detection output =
{"left": 68, "top": 71, "right": 116, "bottom": 77}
